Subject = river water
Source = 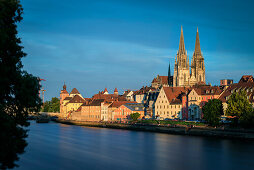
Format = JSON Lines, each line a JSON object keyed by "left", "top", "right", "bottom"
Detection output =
{"left": 15, "top": 121, "right": 254, "bottom": 170}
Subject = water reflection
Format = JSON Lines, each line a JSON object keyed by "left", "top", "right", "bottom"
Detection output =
{"left": 15, "top": 121, "right": 254, "bottom": 170}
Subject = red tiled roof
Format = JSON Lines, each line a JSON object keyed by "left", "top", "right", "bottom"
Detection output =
{"left": 114, "top": 88, "right": 118, "bottom": 92}
{"left": 219, "top": 82, "right": 254, "bottom": 103}
{"left": 152, "top": 75, "right": 168, "bottom": 85}
{"left": 70, "top": 88, "right": 80, "bottom": 94}
{"left": 239, "top": 75, "right": 254, "bottom": 83}
{"left": 63, "top": 96, "right": 72, "bottom": 100}
{"left": 88, "top": 99, "right": 105, "bottom": 106}
{"left": 163, "top": 87, "right": 189, "bottom": 104}
{"left": 134, "top": 86, "right": 155, "bottom": 95}
{"left": 68, "top": 95, "right": 85, "bottom": 103}
{"left": 192, "top": 86, "right": 223, "bottom": 96}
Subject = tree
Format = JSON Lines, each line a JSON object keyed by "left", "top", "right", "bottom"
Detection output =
{"left": 130, "top": 112, "right": 140, "bottom": 121}
{"left": 240, "top": 110, "right": 254, "bottom": 128}
{"left": 202, "top": 99, "right": 223, "bottom": 126}
{"left": 226, "top": 91, "right": 253, "bottom": 125}
{"left": 0, "top": 0, "right": 41, "bottom": 169}
{"left": 41, "top": 97, "right": 60, "bottom": 113}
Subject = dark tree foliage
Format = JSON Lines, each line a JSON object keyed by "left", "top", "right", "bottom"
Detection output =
{"left": 226, "top": 91, "right": 254, "bottom": 127}
{"left": 41, "top": 97, "right": 60, "bottom": 113}
{"left": 0, "top": 0, "right": 41, "bottom": 169}
{"left": 130, "top": 112, "right": 140, "bottom": 121}
{"left": 202, "top": 99, "right": 223, "bottom": 126}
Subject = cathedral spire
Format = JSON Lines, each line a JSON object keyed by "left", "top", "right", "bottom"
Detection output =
{"left": 178, "top": 26, "right": 186, "bottom": 55}
{"left": 168, "top": 60, "right": 171, "bottom": 86}
{"left": 194, "top": 27, "right": 202, "bottom": 56}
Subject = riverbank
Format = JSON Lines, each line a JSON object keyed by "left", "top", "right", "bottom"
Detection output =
{"left": 54, "top": 119, "right": 254, "bottom": 140}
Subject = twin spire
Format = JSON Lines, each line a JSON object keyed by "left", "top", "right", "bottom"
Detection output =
{"left": 178, "top": 26, "right": 202, "bottom": 56}
{"left": 194, "top": 27, "right": 202, "bottom": 56}
{"left": 178, "top": 26, "right": 186, "bottom": 55}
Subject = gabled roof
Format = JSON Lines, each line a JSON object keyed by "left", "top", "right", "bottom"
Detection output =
{"left": 192, "top": 86, "right": 222, "bottom": 96}
{"left": 88, "top": 99, "right": 105, "bottom": 106}
{"left": 219, "top": 81, "right": 254, "bottom": 103}
{"left": 134, "top": 86, "right": 155, "bottom": 95}
{"left": 239, "top": 75, "right": 254, "bottom": 83}
{"left": 68, "top": 95, "right": 85, "bottom": 103}
{"left": 63, "top": 96, "right": 72, "bottom": 101}
{"left": 152, "top": 75, "right": 168, "bottom": 85}
{"left": 70, "top": 88, "right": 80, "bottom": 94}
{"left": 163, "top": 87, "right": 188, "bottom": 104}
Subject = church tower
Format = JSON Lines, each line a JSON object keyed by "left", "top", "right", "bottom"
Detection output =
{"left": 190, "top": 27, "right": 205, "bottom": 85}
{"left": 60, "top": 83, "right": 69, "bottom": 113}
{"left": 173, "top": 26, "right": 190, "bottom": 87}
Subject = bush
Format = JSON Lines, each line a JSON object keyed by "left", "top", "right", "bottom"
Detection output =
{"left": 130, "top": 112, "right": 140, "bottom": 121}
{"left": 202, "top": 99, "right": 223, "bottom": 126}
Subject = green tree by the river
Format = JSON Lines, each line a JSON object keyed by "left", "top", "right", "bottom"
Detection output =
{"left": 226, "top": 91, "right": 254, "bottom": 127}
{"left": 130, "top": 112, "right": 140, "bottom": 121}
{"left": 41, "top": 97, "right": 60, "bottom": 113}
{"left": 0, "top": 0, "right": 41, "bottom": 169}
{"left": 202, "top": 99, "right": 223, "bottom": 126}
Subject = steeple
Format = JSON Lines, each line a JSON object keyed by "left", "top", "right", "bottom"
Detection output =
{"left": 178, "top": 26, "right": 186, "bottom": 55}
{"left": 194, "top": 27, "right": 202, "bottom": 56}
{"left": 63, "top": 82, "right": 66, "bottom": 91}
{"left": 168, "top": 60, "right": 171, "bottom": 86}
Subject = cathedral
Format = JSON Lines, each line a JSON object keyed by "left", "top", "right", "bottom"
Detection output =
{"left": 170, "top": 26, "right": 205, "bottom": 87}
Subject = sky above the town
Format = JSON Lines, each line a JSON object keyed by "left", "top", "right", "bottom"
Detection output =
{"left": 19, "top": 0, "right": 254, "bottom": 101}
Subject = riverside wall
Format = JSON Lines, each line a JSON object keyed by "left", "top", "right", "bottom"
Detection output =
{"left": 53, "top": 119, "right": 254, "bottom": 140}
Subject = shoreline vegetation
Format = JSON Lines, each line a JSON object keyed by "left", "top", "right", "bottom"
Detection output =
{"left": 53, "top": 118, "right": 254, "bottom": 140}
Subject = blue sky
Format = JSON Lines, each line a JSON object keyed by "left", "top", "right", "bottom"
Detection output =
{"left": 19, "top": 0, "right": 254, "bottom": 101}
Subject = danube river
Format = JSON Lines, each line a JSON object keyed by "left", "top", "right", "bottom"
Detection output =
{"left": 15, "top": 121, "right": 254, "bottom": 170}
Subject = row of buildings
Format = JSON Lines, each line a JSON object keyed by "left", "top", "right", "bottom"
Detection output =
{"left": 59, "top": 75, "right": 254, "bottom": 121}
{"left": 59, "top": 27, "right": 254, "bottom": 121}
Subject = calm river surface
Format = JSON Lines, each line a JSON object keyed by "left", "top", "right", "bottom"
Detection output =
{"left": 15, "top": 121, "right": 254, "bottom": 170}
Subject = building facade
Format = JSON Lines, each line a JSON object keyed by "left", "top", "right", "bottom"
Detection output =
{"left": 173, "top": 27, "right": 205, "bottom": 87}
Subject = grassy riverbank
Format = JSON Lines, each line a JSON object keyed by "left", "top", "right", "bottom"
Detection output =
{"left": 53, "top": 119, "right": 254, "bottom": 140}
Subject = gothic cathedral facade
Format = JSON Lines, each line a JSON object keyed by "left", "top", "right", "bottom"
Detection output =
{"left": 173, "top": 26, "right": 205, "bottom": 87}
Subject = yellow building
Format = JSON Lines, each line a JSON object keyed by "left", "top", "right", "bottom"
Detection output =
{"left": 63, "top": 95, "right": 85, "bottom": 118}
{"left": 60, "top": 87, "right": 85, "bottom": 118}
{"left": 155, "top": 87, "right": 187, "bottom": 119}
